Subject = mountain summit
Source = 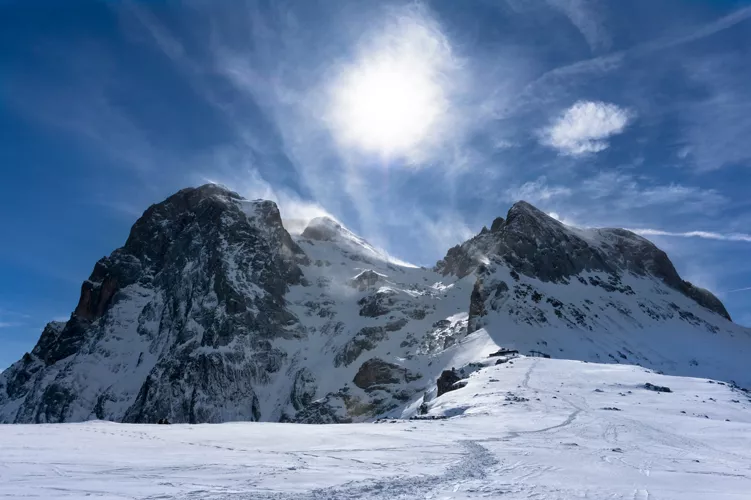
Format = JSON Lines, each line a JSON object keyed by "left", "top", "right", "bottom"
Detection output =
{"left": 437, "top": 201, "right": 730, "bottom": 319}
{"left": 1, "top": 186, "right": 748, "bottom": 424}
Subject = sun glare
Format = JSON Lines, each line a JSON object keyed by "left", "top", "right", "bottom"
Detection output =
{"left": 327, "top": 11, "right": 453, "bottom": 159}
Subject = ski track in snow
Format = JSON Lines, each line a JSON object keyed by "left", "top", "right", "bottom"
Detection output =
{"left": 3, "top": 356, "right": 750, "bottom": 499}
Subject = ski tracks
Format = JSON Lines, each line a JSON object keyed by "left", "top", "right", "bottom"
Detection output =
{"left": 219, "top": 359, "right": 587, "bottom": 500}
{"left": 237, "top": 439, "right": 497, "bottom": 500}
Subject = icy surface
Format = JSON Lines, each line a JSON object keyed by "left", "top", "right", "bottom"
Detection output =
{"left": 2, "top": 355, "right": 750, "bottom": 499}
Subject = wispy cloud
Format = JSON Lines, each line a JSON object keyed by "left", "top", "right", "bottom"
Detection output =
{"left": 195, "top": 149, "right": 334, "bottom": 235}
{"left": 651, "top": 6, "right": 751, "bottom": 52}
{"left": 511, "top": 5, "right": 751, "bottom": 118}
{"left": 547, "top": 0, "right": 611, "bottom": 51}
{"left": 540, "top": 101, "right": 633, "bottom": 155}
{"left": 0, "top": 307, "right": 28, "bottom": 329}
{"left": 579, "top": 172, "right": 727, "bottom": 213}
{"left": 7, "top": 0, "right": 750, "bottom": 286}
{"left": 506, "top": 172, "right": 725, "bottom": 217}
{"left": 629, "top": 228, "right": 751, "bottom": 243}
{"left": 677, "top": 55, "right": 751, "bottom": 171}
{"left": 193, "top": 1, "right": 515, "bottom": 261}
{"left": 505, "top": 177, "right": 572, "bottom": 204}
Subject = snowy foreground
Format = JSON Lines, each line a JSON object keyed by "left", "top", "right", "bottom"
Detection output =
{"left": 2, "top": 357, "right": 750, "bottom": 499}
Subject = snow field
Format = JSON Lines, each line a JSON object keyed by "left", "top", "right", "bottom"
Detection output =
{"left": 1, "top": 356, "right": 749, "bottom": 499}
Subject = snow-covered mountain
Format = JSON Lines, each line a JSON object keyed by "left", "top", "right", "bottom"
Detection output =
{"left": 1, "top": 184, "right": 749, "bottom": 424}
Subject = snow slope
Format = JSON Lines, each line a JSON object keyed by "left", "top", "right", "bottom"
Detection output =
{"left": 2, "top": 351, "right": 750, "bottom": 499}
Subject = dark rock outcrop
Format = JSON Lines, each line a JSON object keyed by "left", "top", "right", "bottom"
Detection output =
{"left": 644, "top": 383, "right": 672, "bottom": 393}
{"left": 436, "top": 369, "right": 463, "bottom": 397}
{"left": 0, "top": 184, "right": 308, "bottom": 424}
{"left": 334, "top": 327, "right": 388, "bottom": 367}
{"left": 353, "top": 358, "right": 420, "bottom": 389}
{"left": 436, "top": 201, "right": 730, "bottom": 320}
{"left": 349, "top": 270, "right": 384, "bottom": 291}
{"left": 301, "top": 217, "right": 343, "bottom": 241}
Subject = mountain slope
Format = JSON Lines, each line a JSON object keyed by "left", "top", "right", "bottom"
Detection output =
{"left": 0, "top": 185, "right": 749, "bottom": 424}
{"left": 437, "top": 201, "right": 750, "bottom": 387}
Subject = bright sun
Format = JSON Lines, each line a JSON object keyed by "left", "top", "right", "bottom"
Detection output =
{"left": 327, "top": 12, "right": 453, "bottom": 159}
{"left": 331, "top": 56, "right": 445, "bottom": 158}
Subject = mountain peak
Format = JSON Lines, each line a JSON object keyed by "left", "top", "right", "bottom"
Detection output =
{"left": 301, "top": 216, "right": 346, "bottom": 242}
{"left": 436, "top": 201, "right": 731, "bottom": 320}
{"left": 505, "top": 200, "right": 563, "bottom": 232}
{"left": 508, "top": 199, "right": 544, "bottom": 214}
{"left": 173, "top": 183, "right": 244, "bottom": 204}
{"left": 298, "top": 216, "right": 415, "bottom": 269}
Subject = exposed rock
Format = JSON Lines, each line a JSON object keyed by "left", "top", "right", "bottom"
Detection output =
{"left": 529, "top": 350, "right": 551, "bottom": 358}
{"left": 357, "top": 289, "right": 395, "bottom": 317}
{"left": 436, "top": 201, "right": 730, "bottom": 319}
{"left": 436, "top": 369, "right": 463, "bottom": 397}
{"left": 290, "top": 368, "right": 317, "bottom": 411}
{"left": 468, "top": 279, "right": 487, "bottom": 333}
{"left": 353, "top": 359, "right": 420, "bottom": 390}
{"left": 644, "top": 383, "right": 672, "bottom": 393}
{"left": 301, "top": 217, "right": 343, "bottom": 241}
{"left": 1, "top": 184, "right": 306, "bottom": 424}
{"left": 349, "top": 270, "right": 385, "bottom": 291}
{"left": 334, "top": 327, "right": 387, "bottom": 367}
{"left": 293, "top": 393, "right": 352, "bottom": 424}
{"left": 488, "top": 348, "right": 519, "bottom": 357}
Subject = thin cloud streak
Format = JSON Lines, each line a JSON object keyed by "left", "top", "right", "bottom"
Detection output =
{"left": 629, "top": 228, "right": 751, "bottom": 243}
{"left": 512, "top": 5, "right": 751, "bottom": 112}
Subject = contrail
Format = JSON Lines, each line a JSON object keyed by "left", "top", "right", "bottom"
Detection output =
{"left": 723, "top": 286, "right": 751, "bottom": 294}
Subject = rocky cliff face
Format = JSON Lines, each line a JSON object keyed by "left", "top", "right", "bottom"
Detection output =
{"left": 1, "top": 188, "right": 749, "bottom": 424}
{"left": 437, "top": 202, "right": 730, "bottom": 319}
{"left": 0, "top": 186, "right": 309, "bottom": 423}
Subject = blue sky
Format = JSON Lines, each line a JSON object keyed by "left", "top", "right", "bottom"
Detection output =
{"left": 1, "top": 0, "right": 751, "bottom": 369}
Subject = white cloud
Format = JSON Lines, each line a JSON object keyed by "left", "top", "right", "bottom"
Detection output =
{"left": 540, "top": 100, "right": 633, "bottom": 155}
{"left": 0, "top": 322, "right": 21, "bottom": 328}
